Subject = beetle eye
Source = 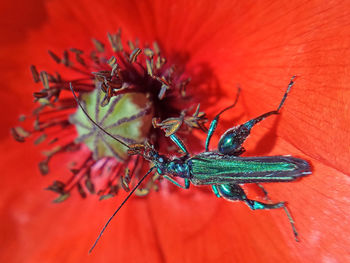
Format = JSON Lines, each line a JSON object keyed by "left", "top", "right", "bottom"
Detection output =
{"left": 158, "top": 157, "right": 163, "bottom": 162}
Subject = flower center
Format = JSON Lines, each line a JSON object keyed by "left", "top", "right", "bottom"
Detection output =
{"left": 69, "top": 88, "right": 153, "bottom": 160}
{"left": 12, "top": 30, "right": 207, "bottom": 202}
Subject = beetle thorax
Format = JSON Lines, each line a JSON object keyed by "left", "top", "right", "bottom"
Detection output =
{"left": 166, "top": 158, "right": 189, "bottom": 178}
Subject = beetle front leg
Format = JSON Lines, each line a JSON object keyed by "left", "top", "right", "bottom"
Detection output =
{"left": 163, "top": 175, "right": 190, "bottom": 189}
{"left": 169, "top": 134, "right": 189, "bottom": 155}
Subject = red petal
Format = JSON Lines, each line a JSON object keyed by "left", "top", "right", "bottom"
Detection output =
{"left": 185, "top": 1, "right": 350, "bottom": 175}
{"left": 1, "top": 138, "right": 349, "bottom": 262}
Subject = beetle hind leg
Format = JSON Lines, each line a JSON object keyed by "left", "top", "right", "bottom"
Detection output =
{"left": 216, "top": 183, "right": 284, "bottom": 210}
{"left": 244, "top": 199, "right": 285, "bottom": 210}
{"left": 205, "top": 87, "right": 241, "bottom": 151}
{"left": 216, "top": 183, "right": 299, "bottom": 241}
{"left": 257, "top": 183, "right": 269, "bottom": 200}
{"left": 255, "top": 183, "right": 299, "bottom": 241}
{"left": 218, "top": 76, "right": 296, "bottom": 155}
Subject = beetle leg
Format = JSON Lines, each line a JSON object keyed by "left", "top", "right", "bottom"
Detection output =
{"left": 169, "top": 134, "right": 189, "bottom": 155}
{"left": 211, "top": 185, "right": 221, "bottom": 198}
{"left": 218, "top": 111, "right": 279, "bottom": 155}
{"left": 205, "top": 87, "right": 240, "bottom": 151}
{"left": 257, "top": 183, "right": 269, "bottom": 199}
{"left": 218, "top": 76, "right": 296, "bottom": 155}
{"left": 163, "top": 175, "right": 190, "bottom": 189}
{"left": 217, "top": 183, "right": 299, "bottom": 241}
{"left": 216, "top": 184, "right": 284, "bottom": 209}
{"left": 244, "top": 197, "right": 285, "bottom": 210}
{"left": 256, "top": 183, "right": 299, "bottom": 241}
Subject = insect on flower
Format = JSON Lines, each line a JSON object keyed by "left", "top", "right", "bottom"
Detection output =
{"left": 70, "top": 76, "right": 311, "bottom": 253}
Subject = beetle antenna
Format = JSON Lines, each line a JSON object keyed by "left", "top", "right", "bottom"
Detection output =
{"left": 69, "top": 83, "right": 130, "bottom": 149}
{"left": 88, "top": 167, "right": 155, "bottom": 254}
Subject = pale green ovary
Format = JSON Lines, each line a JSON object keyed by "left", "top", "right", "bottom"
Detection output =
{"left": 69, "top": 88, "right": 152, "bottom": 160}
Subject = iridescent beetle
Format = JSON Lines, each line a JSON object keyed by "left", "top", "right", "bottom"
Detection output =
{"left": 70, "top": 76, "right": 311, "bottom": 253}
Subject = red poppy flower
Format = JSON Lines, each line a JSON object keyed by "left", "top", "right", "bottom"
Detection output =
{"left": 1, "top": 1, "right": 350, "bottom": 262}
